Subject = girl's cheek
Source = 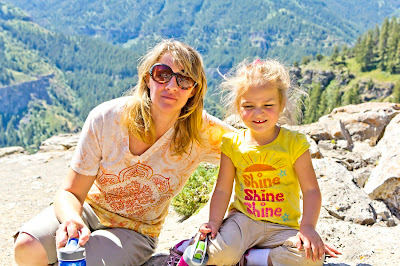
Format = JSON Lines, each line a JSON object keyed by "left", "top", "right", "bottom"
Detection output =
{"left": 240, "top": 110, "right": 252, "bottom": 120}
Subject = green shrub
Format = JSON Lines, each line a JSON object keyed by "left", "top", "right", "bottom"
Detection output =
{"left": 172, "top": 163, "right": 219, "bottom": 217}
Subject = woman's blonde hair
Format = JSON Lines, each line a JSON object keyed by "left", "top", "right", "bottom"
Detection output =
{"left": 122, "top": 39, "right": 207, "bottom": 155}
{"left": 220, "top": 58, "right": 304, "bottom": 125}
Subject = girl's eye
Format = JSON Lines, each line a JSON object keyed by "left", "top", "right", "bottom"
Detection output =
{"left": 243, "top": 105, "right": 253, "bottom": 109}
{"left": 264, "top": 104, "right": 274, "bottom": 107}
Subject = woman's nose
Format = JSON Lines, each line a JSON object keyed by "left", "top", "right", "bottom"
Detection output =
{"left": 165, "top": 76, "right": 179, "bottom": 91}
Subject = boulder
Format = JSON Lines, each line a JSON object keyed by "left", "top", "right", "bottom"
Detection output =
{"left": 313, "top": 158, "right": 376, "bottom": 225}
{"left": 287, "top": 123, "right": 332, "bottom": 143}
{"left": 370, "top": 200, "right": 397, "bottom": 226}
{"left": 322, "top": 102, "right": 400, "bottom": 142}
{"left": 292, "top": 102, "right": 400, "bottom": 144}
{"left": 352, "top": 168, "right": 372, "bottom": 188}
{"left": 0, "top": 146, "right": 25, "bottom": 157}
{"left": 365, "top": 114, "right": 400, "bottom": 218}
{"left": 306, "top": 136, "right": 321, "bottom": 159}
{"left": 39, "top": 133, "right": 80, "bottom": 152}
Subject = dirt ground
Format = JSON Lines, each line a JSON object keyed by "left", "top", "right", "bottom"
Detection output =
{"left": 1, "top": 149, "right": 399, "bottom": 266}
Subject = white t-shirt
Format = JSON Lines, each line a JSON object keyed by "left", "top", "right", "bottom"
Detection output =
{"left": 70, "top": 96, "right": 232, "bottom": 237}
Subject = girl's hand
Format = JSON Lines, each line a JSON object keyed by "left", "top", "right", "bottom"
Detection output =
{"left": 199, "top": 221, "right": 220, "bottom": 239}
{"left": 295, "top": 225, "right": 325, "bottom": 261}
{"left": 324, "top": 242, "right": 341, "bottom": 258}
{"left": 56, "top": 219, "right": 91, "bottom": 249}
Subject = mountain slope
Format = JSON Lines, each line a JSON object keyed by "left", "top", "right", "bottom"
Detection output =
{"left": 1, "top": 1, "right": 400, "bottom": 150}
{"left": 0, "top": 2, "right": 140, "bottom": 151}
{"left": 4, "top": 0, "right": 400, "bottom": 63}
{"left": 293, "top": 16, "right": 400, "bottom": 124}
{"left": 4, "top": 0, "right": 400, "bottom": 104}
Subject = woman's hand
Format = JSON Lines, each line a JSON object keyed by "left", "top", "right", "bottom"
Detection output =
{"left": 54, "top": 169, "right": 96, "bottom": 249}
{"left": 56, "top": 219, "right": 91, "bottom": 249}
{"left": 295, "top": 225, "right": 325, "bottom": 261}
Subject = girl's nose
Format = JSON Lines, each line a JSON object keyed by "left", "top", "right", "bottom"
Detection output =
{"left": 255, "top": 107, "right": 265, "bottom": 115}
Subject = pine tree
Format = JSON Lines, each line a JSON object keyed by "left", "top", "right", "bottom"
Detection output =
{"left": 387, "top": 17, "right": 400, "bottom": 73}
{"left": 378, "top": 17, "right": 389, "bottom": 70}
{"left": 373, "top": 25, "right": 380, "bottom": 46}
{"left": 361, "top": 30, "right": 376, "bottom": 71}
{"left": 368, "top": 30, "right": 377, "bottom": 69}
{"left": 331, "top": 46, "right": 340, "bottom": 62}
{"left": 304, "top": 83, "right": 323, "bottom": 124}
{"left": 354, "top": 36, "right": 365, "bottom": 65}
{"left": 394, "top": 39, "right": 400, "bottom": 74}
{"left": 342, "top": 85, "right": 360, "bottom": 105}
{"left": 317, "top": 89, "right": 328, "bottom": 118}
{"left": 341, "top": 45, "right": 349, "bottom": 58}
{"left": 327, "top": 85, "right": 341, "bottom": 111}
{"left": 315, "top": 54, "right": 323, "bottom": 61}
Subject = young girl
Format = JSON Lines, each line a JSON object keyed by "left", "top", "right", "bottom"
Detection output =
{"left": 193, "top": 58, "right": 339, "bottom": 265}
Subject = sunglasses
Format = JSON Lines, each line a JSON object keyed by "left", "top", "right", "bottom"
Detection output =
{"left": 149, "top": 63, "right": 197, "bottom": 90}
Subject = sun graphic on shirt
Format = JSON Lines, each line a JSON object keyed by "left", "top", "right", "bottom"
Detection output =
{"left": 239, "top": 152, "right": 287, "bottom": 173}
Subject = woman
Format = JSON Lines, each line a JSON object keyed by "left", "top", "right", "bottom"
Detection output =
{"left": 14, "top": 39, "right": 233, "bottom": 265}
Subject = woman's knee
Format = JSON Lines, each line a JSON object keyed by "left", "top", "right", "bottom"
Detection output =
{"left": 14, "top": 232, "right": 33, "bottom": 252}
{"left": 14, "top": 232, "right": 48, "bottom": 264}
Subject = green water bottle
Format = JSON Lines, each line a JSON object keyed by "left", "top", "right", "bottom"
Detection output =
{"left": 179, "top": 237, "right": 209, "bottom": 266}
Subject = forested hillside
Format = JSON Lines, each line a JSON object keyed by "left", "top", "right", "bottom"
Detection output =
{"left": 4, "top": 0, "right": 400, "bottom": 63}
{"left": 1, "top": 1, "right": 399, "bottom": 151}
{"left": 295, "top": 17, "right": 400, "bottom": 124}
{"left": 0, "top": 3, "right": 140, "bottom": 151}
{"left": 4, "top": 0, "right": 400, "bottom": 116}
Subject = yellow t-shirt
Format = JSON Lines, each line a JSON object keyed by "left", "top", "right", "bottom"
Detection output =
{"left": 70, "top": 97, "right": 233, "bottom": 237}
{"left": 221, "top": 128, "right": 310, "bottom": 229}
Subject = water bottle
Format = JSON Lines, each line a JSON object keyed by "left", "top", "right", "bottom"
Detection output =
{"left": 178, "top": 237, "right": 209, "bottom": 266}
{"left": 58, "top": 238, "right": 86, "bottom": 266}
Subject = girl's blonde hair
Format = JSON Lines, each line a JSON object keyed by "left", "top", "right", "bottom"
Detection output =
{"left": 221, "top": 59, "right": 304, "bottom": 125}
{"left": 122, "top": 39, "right": 207, "bottom": 155}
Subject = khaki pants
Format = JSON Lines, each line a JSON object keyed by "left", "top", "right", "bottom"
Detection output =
{"left": 207, "top": 211, "right": 324, "bottom": 266}
{"left": 15, "top": 203, "right": 157, "bottom": 266}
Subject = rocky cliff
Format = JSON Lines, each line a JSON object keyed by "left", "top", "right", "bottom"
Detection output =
{"left": 291, "top": 67, "right": 396, "bottom": 102}
{"left": 0, "top": 73, "right": 54, "bottom": 116}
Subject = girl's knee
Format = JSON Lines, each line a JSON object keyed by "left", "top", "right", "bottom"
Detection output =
{"left": 207, "top": 244, "right": 243, "bottom": 265}
{"left": 270, "top": 246, "right": 324, "bottom": 266}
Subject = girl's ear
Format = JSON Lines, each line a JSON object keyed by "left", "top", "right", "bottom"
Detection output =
{"left": 280, "top": 97, "right": 287, "bottom": 112}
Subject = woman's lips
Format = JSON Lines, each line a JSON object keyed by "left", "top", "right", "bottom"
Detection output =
{"left": 162, "top": 94, "right": 177, "bottom": 100}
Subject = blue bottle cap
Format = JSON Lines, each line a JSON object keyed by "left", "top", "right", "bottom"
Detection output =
{"left": 57, "top": 238, "right": 86, "bottom": 261}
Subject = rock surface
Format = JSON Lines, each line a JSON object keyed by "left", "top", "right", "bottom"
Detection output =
{"left": 1, "top": 102, "right": 400, "bottom": 266}
{"left": 365, "top": 113, "right": 400, "bottom": 218}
